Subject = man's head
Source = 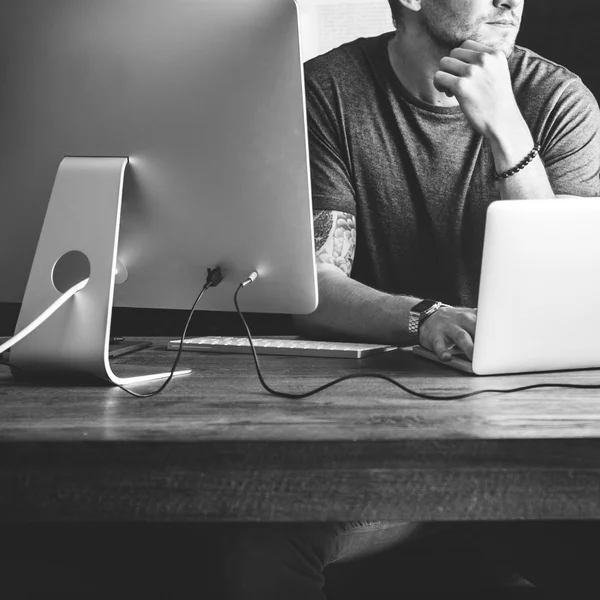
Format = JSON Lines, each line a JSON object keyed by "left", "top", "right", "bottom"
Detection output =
{"left": 394, "top": 0, "right": 525, "bottom": 57}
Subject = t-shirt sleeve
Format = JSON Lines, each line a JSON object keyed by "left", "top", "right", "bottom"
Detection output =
{"left": 304, "top": 66, "right": 357, "bottom": 215}
{"left": 539, "top": 77, "right": 600, "bottom": 197}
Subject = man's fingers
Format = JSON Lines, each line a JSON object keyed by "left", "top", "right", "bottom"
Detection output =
{"left": 432, "top": 337, "right": 453, "bottom": 361}
{"left": 456, "top": 310, "right": 477, "bottom": 339}
{"left": 433, "top": 71, "right": 460, "bottom": 96}
{"left": 448, "top": 47, "right": 483, "bottom": 64}
{"left": 448, "top": 328, "right": 475, "bottom": 361}
{"left": 433, "top": 80, "right": 455, "bottom": 98}
{"left": 439, "top": 56, "right": 472, "bottom": 77}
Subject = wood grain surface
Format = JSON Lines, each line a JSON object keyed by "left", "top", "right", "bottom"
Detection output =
{"left": 2, "top": 338, "right": 600, "bottom": 522}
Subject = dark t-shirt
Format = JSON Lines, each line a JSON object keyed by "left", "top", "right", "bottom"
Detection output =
{"left": 304, "top": 32, "right": 600, "bottom": 307}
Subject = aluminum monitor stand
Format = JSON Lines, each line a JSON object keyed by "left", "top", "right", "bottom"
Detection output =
{"left": 10, "top": 156, "right": 190, "bottom": 386}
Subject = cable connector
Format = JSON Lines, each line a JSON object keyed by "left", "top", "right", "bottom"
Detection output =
{"left": 241, "top": 270, "right": 259, "bottom": 287}
{"left": 206, "top": 266, "right": 224, "bottom": 287}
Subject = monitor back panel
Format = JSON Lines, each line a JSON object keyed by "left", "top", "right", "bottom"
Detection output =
{"left": 0, "top": 0, "right": 317, "bottom": 313}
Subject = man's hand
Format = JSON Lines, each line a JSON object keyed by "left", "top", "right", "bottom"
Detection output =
{"left": 419, "top": 306, "right": 477, "bottom": 361}
{"left": 433, "top": 40, "right": 523, "bottom": 140}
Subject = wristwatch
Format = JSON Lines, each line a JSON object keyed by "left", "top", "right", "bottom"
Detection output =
{"left": 408, "top": 299, "right": 443, "bottom": 342}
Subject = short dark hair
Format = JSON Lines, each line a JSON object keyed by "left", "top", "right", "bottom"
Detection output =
{"left": 387, "top": 0, "right": 402, "bottom": 28}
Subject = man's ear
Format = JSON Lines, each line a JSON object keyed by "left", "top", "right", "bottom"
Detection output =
{"left": 398, "top": 0, "right": 422, "bottom": 13}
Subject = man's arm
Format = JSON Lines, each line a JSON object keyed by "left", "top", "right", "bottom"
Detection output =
{"left": 435, "top": 41, "right": 555, "bottom": 200}
{"left": 293, "top": 210, "right": 477, "bottom": 359}
{"left": 294, "top": 209, "right": 418, "bottom": 345}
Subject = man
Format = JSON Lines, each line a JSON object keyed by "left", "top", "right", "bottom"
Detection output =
{"left": 296, "top": 0, "right": 599, "bottom": 361}
{"left": 223, "top": 1, "right": 600, "bottom": 598}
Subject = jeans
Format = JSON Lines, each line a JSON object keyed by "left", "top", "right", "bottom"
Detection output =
{"left": 222, "top": 520, "right": 600, "bottom": 599}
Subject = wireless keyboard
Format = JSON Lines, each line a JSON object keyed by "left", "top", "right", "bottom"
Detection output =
{"left": 167, "top": 336, "right": 397, "bottom": 359}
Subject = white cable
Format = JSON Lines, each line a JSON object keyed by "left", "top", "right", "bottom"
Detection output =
{"left": 0, "top": 278, "right": 89, "bottom": 355}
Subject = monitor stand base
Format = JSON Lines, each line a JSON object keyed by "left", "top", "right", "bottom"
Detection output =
{"left": 10, "top": 156, "right": 191, "bottom": 387}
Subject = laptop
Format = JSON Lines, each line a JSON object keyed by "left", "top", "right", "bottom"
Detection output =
{"left": 413, "top": 198, "right": 600, "bottom": 375}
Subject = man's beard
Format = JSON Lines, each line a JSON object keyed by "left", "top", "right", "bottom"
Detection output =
{"left": 421, "top": 12, "right": 519, "bottom": 57}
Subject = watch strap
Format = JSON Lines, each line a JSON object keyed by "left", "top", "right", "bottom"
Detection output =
{"left": 408, "top": 300, "right": 444, "bottom": 341}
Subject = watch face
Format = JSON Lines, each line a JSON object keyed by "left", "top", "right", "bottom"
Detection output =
{"left": 411, "top": 299, "right": 438, "bottom": 314}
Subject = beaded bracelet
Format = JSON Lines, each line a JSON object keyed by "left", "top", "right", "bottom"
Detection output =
{"left": 494, "top": 144, "right": 541, "bottom": 181}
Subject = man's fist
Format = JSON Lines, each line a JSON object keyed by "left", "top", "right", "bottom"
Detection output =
{"left": 433, "top": 40, "right": 522, "bottom": 140}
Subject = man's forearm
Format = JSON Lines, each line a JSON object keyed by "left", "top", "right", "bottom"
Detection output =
{"left": 293, "top": 264, "right": 420, "bottom": 346}
{"left": 491, "top": 116, "right": 555, "bottom": 200}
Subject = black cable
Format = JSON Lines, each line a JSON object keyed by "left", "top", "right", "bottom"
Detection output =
{"left": 233, "top": 282, "right": 600, "bottom": 401}
{"left": 99, "top": 267, "right": 222, "bottom": 398}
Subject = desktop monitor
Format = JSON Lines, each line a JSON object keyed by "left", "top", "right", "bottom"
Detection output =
{"left": 0, "top": 0, "right": 318, "bottom": 384}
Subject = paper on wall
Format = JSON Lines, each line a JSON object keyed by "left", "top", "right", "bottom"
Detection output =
{"left": 297, "top": 0, "right": 393, "bottom": 61}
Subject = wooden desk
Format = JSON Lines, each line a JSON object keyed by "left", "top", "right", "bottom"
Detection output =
{"left": 2, "top": 337, "right": 600, "bottom": 522}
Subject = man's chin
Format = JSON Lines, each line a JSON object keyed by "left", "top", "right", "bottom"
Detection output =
{"left": 474, "top": 34, "right": 517, "bottom": 57}
{"left": 496, "top": 41, "right": 516, "bottom": 58}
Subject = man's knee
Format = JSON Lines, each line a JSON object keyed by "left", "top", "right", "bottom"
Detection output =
{"left": 224, "top": 523, "right": 338, "bottom": 567}
{"left": 222, "top": 523, "right": 338, "bottom": 599}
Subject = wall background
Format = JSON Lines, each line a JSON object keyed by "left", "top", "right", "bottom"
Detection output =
{"left": 297, "top": 0, "right": 391, "bottom": 61}
{"left": 517, "top": 0, "right": 599, "bottom": 100}
{"left": 1, "top": 0, "right": 597, "bottom": 336}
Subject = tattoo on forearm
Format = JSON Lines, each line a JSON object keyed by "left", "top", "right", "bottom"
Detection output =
{"left": 314, "top": 211, "right": 333, "bottom": 253}
{"left": 313, "top": 210, "right": 357, "bottom": 275}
